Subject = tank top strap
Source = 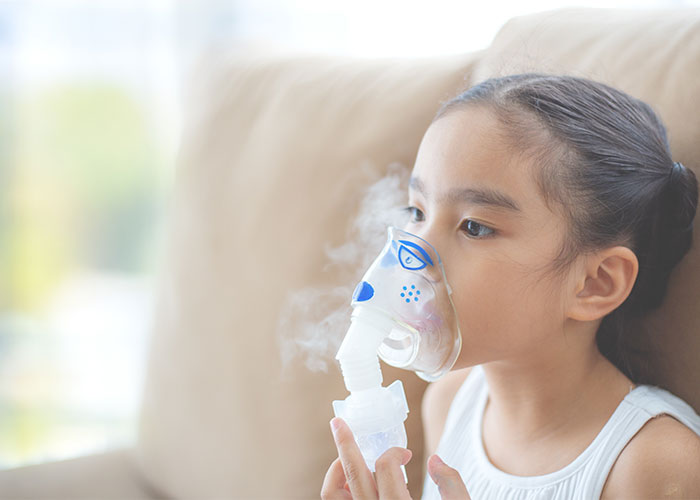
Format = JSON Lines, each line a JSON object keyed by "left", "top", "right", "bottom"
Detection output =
{"left": 587, "top": 384, "right": 700, "bottom": 498}
{"left": 626, "top": 385, "right": 700, "bottom": 435}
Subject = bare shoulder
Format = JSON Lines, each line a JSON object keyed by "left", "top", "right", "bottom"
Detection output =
{"left": 601, "top": 414, "right": 700, "bottom": 499}
{"left": 421, "top": 367, "right": 472, "bottom": 458}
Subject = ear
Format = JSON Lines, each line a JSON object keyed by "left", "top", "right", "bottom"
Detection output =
{"left": 567, "top": 246, "right": 639, "bottom": 322}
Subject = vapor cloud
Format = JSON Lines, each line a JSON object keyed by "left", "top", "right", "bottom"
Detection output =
{"left": 276, "top": 162, "right": 411, "bottom": 373}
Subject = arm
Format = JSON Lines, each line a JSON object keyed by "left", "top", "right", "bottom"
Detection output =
{"left": 601, "top": 415, "right": 700, "bottom": 499}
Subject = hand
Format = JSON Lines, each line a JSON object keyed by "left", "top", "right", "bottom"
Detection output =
{"left": 321, "top": 417, "right": 411, "bottom": 499}
{"left": 321, "top": 417, "right": 471, "bottom": 499}
{"left": 426, "top": 454, "right": 471, "bottom": 500}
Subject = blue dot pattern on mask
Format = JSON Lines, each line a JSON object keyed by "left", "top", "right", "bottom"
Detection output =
{"left": 401, "top": 284, "right": 420, "bottom": 303}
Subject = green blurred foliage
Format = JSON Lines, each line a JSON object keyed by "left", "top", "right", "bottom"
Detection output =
{"left": 3, "top": 83, "right": 162, "bottom": 311}
{"left": 0, "top": 82, "right": 166, "bottom": 467}
{"left": 0, "top": 400, "right": 54, "bottom": 463}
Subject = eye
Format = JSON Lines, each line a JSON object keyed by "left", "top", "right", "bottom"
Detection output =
{"left": 461, "top": 219, "right": 495, "bottom": 239}
{"left": 402, "top": 206, "right": 425, "bottom": 222}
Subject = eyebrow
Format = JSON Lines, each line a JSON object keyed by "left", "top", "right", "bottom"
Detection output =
{"left": 409, "top": 176, "right": 522, "bottom": 212}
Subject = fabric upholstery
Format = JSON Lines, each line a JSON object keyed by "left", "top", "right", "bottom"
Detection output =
{"left": 0, "top": 448, "right": 160, "bottom": 499}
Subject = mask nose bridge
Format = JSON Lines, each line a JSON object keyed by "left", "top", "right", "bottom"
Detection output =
{"left": 404, "top": 227, "right": 452, "bottom": 288}
{"left": 411, "top": 224, "right": 446, "bottom": 264}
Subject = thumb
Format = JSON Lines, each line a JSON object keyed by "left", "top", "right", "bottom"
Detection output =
{"left": 427, "top": 455, "right": 471, "bottom": 500}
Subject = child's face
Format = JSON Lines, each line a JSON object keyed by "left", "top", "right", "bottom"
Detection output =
{"left": 406, "top": 105, "right": 576, "bottom": 369}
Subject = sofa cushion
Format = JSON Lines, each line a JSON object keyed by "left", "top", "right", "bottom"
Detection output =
{"left": 135, "top": 50, "right": 481, "bottom": 499}
{"left": 473, "top": 7, "right": 700, "bottom": 412}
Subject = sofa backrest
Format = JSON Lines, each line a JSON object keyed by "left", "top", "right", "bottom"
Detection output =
{"left": 135, "top": 8, "right": 700, "bottom": 499}
{"left": 136, "top": 52, "right": 480, "bottom": 498}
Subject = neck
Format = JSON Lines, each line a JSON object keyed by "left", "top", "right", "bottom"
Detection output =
{"left": 481, "top": 321, "right": 635, "bottom": 443}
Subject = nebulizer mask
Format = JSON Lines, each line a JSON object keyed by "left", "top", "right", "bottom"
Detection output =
{"left": 332, "top": 226, "right": 461, "bottom": 474}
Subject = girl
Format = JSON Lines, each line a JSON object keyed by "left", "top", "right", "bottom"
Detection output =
{"left": 321, "top": 74, "right": 700, "bottom": 499}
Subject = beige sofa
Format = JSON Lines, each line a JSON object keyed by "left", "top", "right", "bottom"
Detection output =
{"left": 2, "top": 7, "right": 699, "bottom": 499}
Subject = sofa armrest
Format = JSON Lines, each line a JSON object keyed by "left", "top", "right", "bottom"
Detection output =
{"left": 0, "top": 447, "right": 164, "bottom": 499}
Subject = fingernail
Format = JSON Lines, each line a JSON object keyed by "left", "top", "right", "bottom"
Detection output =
{"left": 330, "top": 418, "right": 341, "bottom": 434}
{"left": 432, "top": 454, "right": 445, "bottom": 465}
{"left": 402, "top": 449, "right": 413, "bottom": 464}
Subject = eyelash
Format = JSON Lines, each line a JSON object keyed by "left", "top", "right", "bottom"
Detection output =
{"left": 401, "top": 206, "right": 496, "bottom": 239}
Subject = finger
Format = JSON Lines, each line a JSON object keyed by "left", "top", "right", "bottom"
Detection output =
{"left": 331, "top": 417, "right": 378, "bottom": 499}
{"left": 375, "top": 447, "right": 413, "bottom": 499}
{"left": 428, "top": 454, "right": 471, "bottom": 500}
{"left": 321, "top": 458, "right": 352, "bottom": 500}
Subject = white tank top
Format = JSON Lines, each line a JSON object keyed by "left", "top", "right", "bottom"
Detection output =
{"left": 421, "top": 364, "right": 700, "bottom": 499}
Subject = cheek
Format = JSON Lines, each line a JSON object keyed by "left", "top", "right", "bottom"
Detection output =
{"left": 449, "top": 258, "right": 564, "bottom": 355}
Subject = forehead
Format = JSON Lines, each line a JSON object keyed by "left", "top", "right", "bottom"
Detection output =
{"left": 411, "top": 106, "right": 545, "bottom": 214}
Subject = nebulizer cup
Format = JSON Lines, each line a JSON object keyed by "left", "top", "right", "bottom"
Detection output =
{"left": 332, "top": 226, "right": 461, "bottom": 475}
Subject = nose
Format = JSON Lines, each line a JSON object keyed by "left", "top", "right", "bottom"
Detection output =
{"left": 399, "top": 225, "right": 457, "bottom": 291}
{"left": 406, "top": 224, "right": 450, "bottom": 275}
{"left": 410, "top": 224, "right": 444, "bottom": 259}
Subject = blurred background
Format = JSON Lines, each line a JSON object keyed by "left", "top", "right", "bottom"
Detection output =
{"left": 1, "top": 0, "right": 698, "bottom": 471}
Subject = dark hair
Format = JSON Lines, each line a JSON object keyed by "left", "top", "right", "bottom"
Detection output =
{"left": 433, "top": 74, "right": 698, "bottom": 383}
